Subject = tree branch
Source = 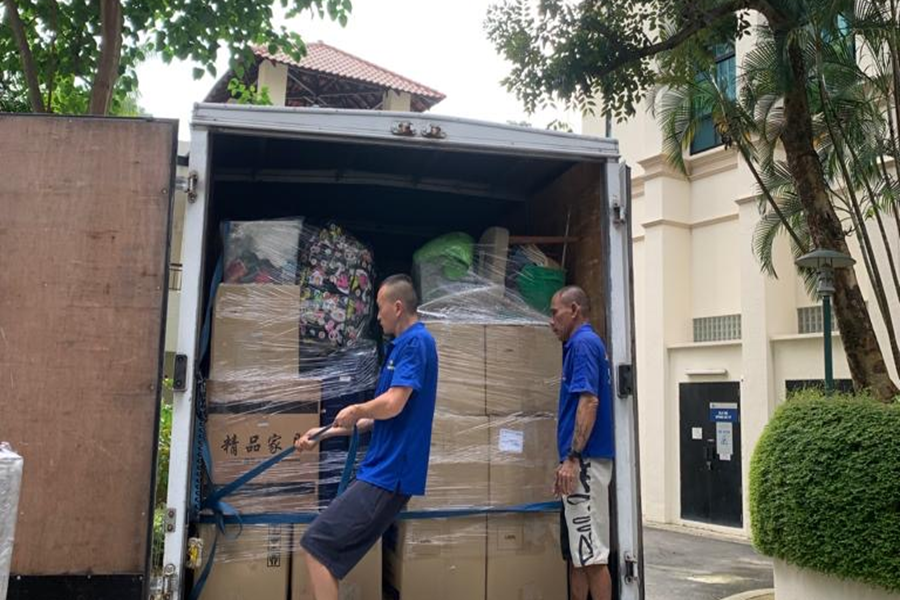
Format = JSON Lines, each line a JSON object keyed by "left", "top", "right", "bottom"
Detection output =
{"left": 89, "top": 0, "right": 124, "bottom": 115}
{"left": 4, "top": 0, "right": 45, "bottom": 112}
{"left": 592, "top": 0, "right": 754, "bottom": 79}
{"left": 46, "top": 0, "right": 59, "bottom": 111}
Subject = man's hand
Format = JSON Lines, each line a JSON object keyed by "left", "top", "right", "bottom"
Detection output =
{"left": 554, "top": 458, "right": 579, "bottom": 497}
{"left": 334, "top": 404, "right": 362, "bottom": 429}
{"left": 294, "top": 427, "right": 325, "bottom": 452}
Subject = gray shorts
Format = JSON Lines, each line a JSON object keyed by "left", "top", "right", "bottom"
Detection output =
{"left": 301, "top": 480, "right": 409, "bottom": 580}
{"left": 560, "top": 458, "right": 613, "bottom": 567}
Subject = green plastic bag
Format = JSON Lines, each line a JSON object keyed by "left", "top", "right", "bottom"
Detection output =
{"left": 413, "top": 232, "right": 475, "bottom": 280}
{"left": 517, "top": 265, "right": 566, "bottom": 313}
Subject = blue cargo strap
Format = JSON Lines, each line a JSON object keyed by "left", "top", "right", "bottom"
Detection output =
{"left": 197, "top": 255, "right": 224, "bottom": 365}
{"left": 197, "top": 500, "right": 564, "bottom": 526}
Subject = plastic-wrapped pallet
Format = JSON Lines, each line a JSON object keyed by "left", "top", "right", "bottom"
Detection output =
{"left": 194, "top": 218, "right": 382, "bottom": 599}
{"left": 195, "top": 224, "right": 570, "bottom": 600}
{"left": 386, "top": 230, "right": 567, "bottom": 599}
{"left": 0, "top": 443, "right": 24, "bottom": 600}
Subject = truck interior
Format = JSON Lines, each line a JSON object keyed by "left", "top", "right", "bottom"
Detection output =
{"left": 200, "top": 130, "right": 612, "bottom": 340}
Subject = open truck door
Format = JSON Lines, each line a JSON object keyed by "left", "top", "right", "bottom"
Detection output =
{"left": 0, "top": 114, "right": 177, "bottom": 599}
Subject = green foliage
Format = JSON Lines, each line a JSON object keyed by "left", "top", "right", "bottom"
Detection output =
{"left": 151, "top": 380, "right": 173, "bottom": 572}
{"left": 155, "top": 389, "right": 173, "bottom": 509}
{"left": 151, "top": 506, "right": 167, "bottom": 572}
{"left": 485, "top": 0, "right": 751, "bottom": 120}
{"left": 1, "top": 0, "right": 352, "bottom": 114}
{"left": 227, "top": 78, "right": 273, "bottom": 106}
{"left": 750, "top": 391, "right": 900, "bottom": 592}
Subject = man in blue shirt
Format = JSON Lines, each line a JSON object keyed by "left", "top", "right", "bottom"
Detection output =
{"left": 550, "top": 285, "right": 614, "bottom": 600}
{"left": 294, "top": 274, "right": 438, "bottom": 600}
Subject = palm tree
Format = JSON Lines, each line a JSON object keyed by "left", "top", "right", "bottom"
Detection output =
{"left": 651, "top": 1, "right": 900, "bottom": 398}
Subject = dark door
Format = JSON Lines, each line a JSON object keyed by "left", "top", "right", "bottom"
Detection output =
{"left": 0, "top": 114, "right": 176, "bottom": 599}
{"left": 679, "top": 382, "right": 742, "bottom": 527}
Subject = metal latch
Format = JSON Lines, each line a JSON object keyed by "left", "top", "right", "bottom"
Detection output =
{"left": 173, "top": 354, "right": 188, "bottom": 392}
{"left": 390, "top": 122, "right": 417, "bottom": 137}
{"left": 176, "top": 171, "right": 199, "bottom": 203}
{"left": 617, "top": 364, "right": 634, "bottom": 398}
{"left": 160, "top": 563, "right": 177, "bottom": 599}
{"left": 187, "top": 537, "right": 204, "bottom": 570}
{"left": 624, "top": 552, "right": 639, "bottom": 583}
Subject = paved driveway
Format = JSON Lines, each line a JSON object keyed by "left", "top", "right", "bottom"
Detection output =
{"left": 643, "top": 525, "right": 774, "bottom": 600}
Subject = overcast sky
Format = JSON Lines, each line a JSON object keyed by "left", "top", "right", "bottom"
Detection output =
{"left": 135, "top": 0, "right": 579, "bottom": 140}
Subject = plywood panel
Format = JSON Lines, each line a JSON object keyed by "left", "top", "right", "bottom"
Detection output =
{"left": 0, "top": 115, "right": 175, "bottom": 575}
{"left": 521, "top": 162, "right": 608, "bottom": 340}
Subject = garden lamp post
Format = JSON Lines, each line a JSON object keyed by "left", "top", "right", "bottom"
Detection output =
{"left": 795, "top": 249, "right": 856, "bottom": 394}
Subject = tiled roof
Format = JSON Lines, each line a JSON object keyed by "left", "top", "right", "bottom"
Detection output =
{"left": 253, "top": 42, "right": 445, "bottom": 100}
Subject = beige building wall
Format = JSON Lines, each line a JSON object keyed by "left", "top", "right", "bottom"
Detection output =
{"left": 584, "top": 28, "right": 899, "bottom": 535}
{"left": 257, "top": 60, "right": 289, "bottom": 106}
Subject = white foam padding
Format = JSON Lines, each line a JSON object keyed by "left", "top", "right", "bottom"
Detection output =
{"left": 0, "top": 443, "right": 23, "bottom": 600}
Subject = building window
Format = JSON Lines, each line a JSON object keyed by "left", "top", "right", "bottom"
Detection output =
{"left": 693, "top": 314, "right": 742, "bottom": 342}
{"left": 690, "top": 43, "right": 736, "bottom": 155}
{"left": 797, "top": 306, "right": 839, "bottom": 334}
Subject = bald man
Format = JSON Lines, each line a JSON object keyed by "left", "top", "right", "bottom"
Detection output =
{"left": 549, "top": 285, "right": 614, "bottom": 600}
{"left": 294, "top": 274, "right": 438, "bottom": 600}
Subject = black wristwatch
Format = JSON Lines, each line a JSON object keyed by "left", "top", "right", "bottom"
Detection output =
{"left": 567, "top": 449, "right": 583, "bottom": 462}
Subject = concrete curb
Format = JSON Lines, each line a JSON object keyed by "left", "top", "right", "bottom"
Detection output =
{"left": 719, "top": 589, "right": 775, "bottom": 600}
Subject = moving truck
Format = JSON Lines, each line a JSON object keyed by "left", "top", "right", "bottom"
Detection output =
{"left": 0, "top": 105, "right": 643, "bottom": 600}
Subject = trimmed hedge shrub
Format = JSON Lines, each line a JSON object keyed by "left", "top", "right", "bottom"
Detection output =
{"left": 750, "top": 390, "right": 900, "bottom": 592}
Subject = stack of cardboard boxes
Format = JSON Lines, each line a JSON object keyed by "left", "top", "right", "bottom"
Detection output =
{"left": 199, "top": 283, "right": 380, "bottom": 600}
{"left": 385, "top": 321, "right": 567, "bottom": 600}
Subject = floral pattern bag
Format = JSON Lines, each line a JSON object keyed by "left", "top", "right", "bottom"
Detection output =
{"left": 298, "top": 223, "right": 375, "bottom": 348}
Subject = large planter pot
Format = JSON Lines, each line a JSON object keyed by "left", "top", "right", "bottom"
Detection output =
{"left": 774, "top": 560, "right": 900, "bottom": 600}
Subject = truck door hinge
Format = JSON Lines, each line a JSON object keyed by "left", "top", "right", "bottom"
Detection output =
{"left": 177, "top": 171, "right": 199, "bottom": 203}
{"left": 624, "top": 552, "right": 639, "bottom": 583}
{"left": 421, "top": 124, "right": 446, "bottom": 139}
{"left": 390, "top": 121, "right": 417, "bottom": 137}
{"left": 164, "top": 506, "right": 177, "bottom": 533}
{"left": 173, "top": 354, "right": 188, "bottom": 392}
{"left": 617, "top": 363, "right": 634, "bottom": 398}
{"left": 157, "top": 563, "right": 177, "bottom": 599}
{"left": 612, "top": 201, "right": 627, "bottom": 225}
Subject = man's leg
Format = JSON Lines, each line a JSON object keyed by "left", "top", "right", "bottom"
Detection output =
{"left": 563, "top": 458, "right": 614, "bottom": 600}
{"left": 568, "top": 561, "right": 590, "bottom": 600}
{"left": 584, "top": 564, "right": 612, "bottom": 600}
{"left": 305, "top": 552, "right": 339, "bottom": 600}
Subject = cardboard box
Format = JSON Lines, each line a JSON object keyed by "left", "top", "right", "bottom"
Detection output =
{"left": 206, "top": 378, "right": 322, "bottom": 410}
{"left": 197, "top": 524, "right": 291, "bottom": 600}
{"left": 486, "top": 514, "right": 567, "bottom": 600}
{"left": 206, "top": 409, "right": 319, "bottom": 487}
{"left": 407, "top": 413, "right": 490, "bottom": 511}
{"left": 222, "top": 481, "right": 318, "bottom": 515}
{"left": 488, "top": 415, "right": 558, "bottom": 507}
{"left": 211, "top": 284, "right": 301, "bottom": 380}
{"left": 384, "top": 517, "right": 486, "bottom": 600}
{"left": 427, "top": 322, "right": 486, "bottom": 415}
{"left": 292, "top": 528, "right": 381, "bottom": 600}
{"left": 486, "top": 324, "right": 560, "bottom": 414}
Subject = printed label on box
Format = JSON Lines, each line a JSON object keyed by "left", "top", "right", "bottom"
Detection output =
{"left": 498, "top": 429, "right": 524, "bottom": 454}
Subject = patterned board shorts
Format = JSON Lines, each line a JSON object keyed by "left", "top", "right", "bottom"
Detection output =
{"left": 560, "top": 458, "right": 613, "bottom": 567}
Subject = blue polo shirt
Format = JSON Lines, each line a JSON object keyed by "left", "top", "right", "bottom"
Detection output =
{"left": 557, "top": 324, "right": 614, "bottom": 462}
{"left": 356, "top": 322, "right": 438, "bottom": 496}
